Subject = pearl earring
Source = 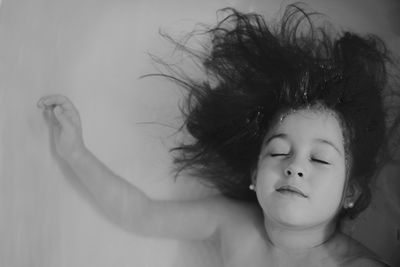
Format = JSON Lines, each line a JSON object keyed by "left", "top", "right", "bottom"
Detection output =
{"left": 347, "top": 202, "right": 354, "bottom": 208}
{"left": 249, "top": 184, "right": 255, "bottom": 191}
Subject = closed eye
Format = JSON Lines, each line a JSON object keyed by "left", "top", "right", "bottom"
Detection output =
{"left": 311, "top": 158, "right": 330, "bottom": 165}
{"left": 270, "top": 153, "right": 289, "bottom": 157}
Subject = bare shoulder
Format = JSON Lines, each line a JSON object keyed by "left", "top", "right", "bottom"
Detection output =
{"left": 199, "top": 195, "right": 264, "bottom": 240}
{"left": 336, "top": 233, "right": 390, "bottom": 267}
{"left": 343, "top": 257, "right": 390, "bottom": 267}
{"left": 142, "top": 194, "right": 261, "bottom": 241}
{"left": 207, "top": 196, "right": 267, "bottom": 264}
{"left": 204, "top": 195, "right": 262, "bottom": 226}
{"left": 214, "top": 196, "right": 262, "bottom": 225}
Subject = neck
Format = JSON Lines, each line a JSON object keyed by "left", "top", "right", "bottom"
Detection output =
{"left": 264, "top": 216, "right": 337, "bottom": 254}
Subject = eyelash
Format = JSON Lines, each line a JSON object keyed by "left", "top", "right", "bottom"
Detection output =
{"left": 269, "top": 154, "right": 330, "bottom": 165}
{"left": 310, "top": 158, "right": 330, "bottom": 165}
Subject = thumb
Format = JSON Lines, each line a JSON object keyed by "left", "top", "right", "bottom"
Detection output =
{"left": 53, "top": 105, "right": 68, "bottom": 125}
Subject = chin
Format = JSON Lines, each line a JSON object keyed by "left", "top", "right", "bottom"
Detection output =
{"left": 266, "top": 203, "right": 327, "bottom": 228}
{"left": 270, "top": 209, "right": 338, "bottom": 230}
{"left": 272, "top": 212, "right": 312, "bottom": 228}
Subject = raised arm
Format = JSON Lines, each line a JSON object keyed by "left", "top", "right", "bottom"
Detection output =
{"left": 37, "top": 95, "right": 230, "bottom": 240}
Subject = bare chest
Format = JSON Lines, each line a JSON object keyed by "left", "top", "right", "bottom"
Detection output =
{"left": 221, "top": 245, "right": 344, "bottom": 267}
{"left": 219, "top": 231, "right": 349, "bottom": 267}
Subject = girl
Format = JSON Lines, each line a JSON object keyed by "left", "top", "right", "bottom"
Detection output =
{"left": 37, "top": 5, "right": 398, "bottom": 267}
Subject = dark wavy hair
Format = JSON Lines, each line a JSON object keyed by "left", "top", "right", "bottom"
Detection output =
{"left": 149, "top": 4, "right": 400, "bottom": 220}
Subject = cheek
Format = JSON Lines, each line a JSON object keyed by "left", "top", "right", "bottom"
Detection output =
{"left": 311, "top": 168, "right": 347, "bottom": 206}
{"left": 255, "top": 159, "right": 278, "bottom": 184}
{"left": 254, "top": 161, "right": 281, "bottom": 204}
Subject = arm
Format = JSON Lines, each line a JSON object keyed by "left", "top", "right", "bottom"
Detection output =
{"left": 65, "top": 146, "right": 226, "bottom": 240}
{"left": 37, "top": 95, "right": 227, "bottom": 240}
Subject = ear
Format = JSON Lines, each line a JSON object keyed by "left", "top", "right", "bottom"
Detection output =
{"left": 343, "top": 181, "right": 362, "bottom": 209}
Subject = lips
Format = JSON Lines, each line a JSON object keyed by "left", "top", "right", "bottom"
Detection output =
{"left": 276, "top": 185, "right": 308, "bottom": 198}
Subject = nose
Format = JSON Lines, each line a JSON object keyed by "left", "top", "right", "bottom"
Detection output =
{"left": 285, "top": 160, "right": 305, "bottom": 178}
{"left": 285, "top": 168, "right": 304, "bottom": 177}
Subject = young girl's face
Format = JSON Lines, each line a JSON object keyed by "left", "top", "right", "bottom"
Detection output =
{"left": 255, "top": 108, "right": 347, "bottom": 229}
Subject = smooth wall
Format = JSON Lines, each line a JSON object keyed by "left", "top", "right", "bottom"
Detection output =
{"left": 1, "top": 0, "right": 399, "bottom": 266}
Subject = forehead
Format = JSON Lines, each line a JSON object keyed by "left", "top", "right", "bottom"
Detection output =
{"left": 263, "top": 108, "right": 345, "bottom": 150}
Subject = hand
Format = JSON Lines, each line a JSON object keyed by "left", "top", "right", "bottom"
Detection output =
{"left": 38, "top": 95, "right": 86, "bottom": 161}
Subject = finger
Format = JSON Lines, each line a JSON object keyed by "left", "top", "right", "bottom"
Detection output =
{"left": 38, "top": 95, "right": 67, "bottom": 108}
{"left": 53, "top": 105, "right": 68, "bottom": 125}
{"left": 38, "top": 95, "right": 76, "bottom": 112}
{"left": 37, "top": 97, "right": 51, "bottom": 109}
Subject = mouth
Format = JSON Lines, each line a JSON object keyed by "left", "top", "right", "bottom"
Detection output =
{"left": 276, "top": 185, "right": 308, "bottom": 198}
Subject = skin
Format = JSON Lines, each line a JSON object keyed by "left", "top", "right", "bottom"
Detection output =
{"left": 37, "top": 95, "right": 389, "bottom": 267}
{"left": 256, "top": 109, "right": 348, "bottom": 249}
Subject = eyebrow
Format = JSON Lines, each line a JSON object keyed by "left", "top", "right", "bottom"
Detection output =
{"left": 264, "top": 133, "right": 287, "bottom": 145}
{"left": 314, "top": 138, "right": 342, "bottom": 156}
{"left": 264, "top": 134, "right": 342, "bottom": 156}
